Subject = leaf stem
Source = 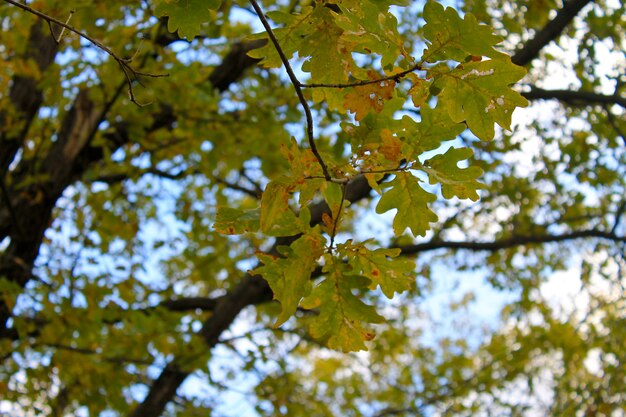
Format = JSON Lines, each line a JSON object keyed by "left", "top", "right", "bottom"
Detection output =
{"left": 249, "top": 0, "right": 331, "bottom": 181}
{"left": 300, "top": 63, "right": 423, "bottom": 89}
{"left": 328, "top": 182, "right": 348, "bottom": 254}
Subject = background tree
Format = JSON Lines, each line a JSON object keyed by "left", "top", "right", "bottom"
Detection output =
{"left": 0, "top": 0, "right": 624, "bottom": 416}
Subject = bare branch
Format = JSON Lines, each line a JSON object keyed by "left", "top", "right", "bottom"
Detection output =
{"left": 37, "top": 342, "right": 153, "bottom": 366}
{"left": 328, "top": 182, "right": 348, "bottom": 254}
{"left": 523, "top": 87, "right": 626, "bottom": 109}
{"left": 215, "top": 177, "right": 261, "bottom": 199}
{"left": 248, "top": 0, "right": 331, "bottom": 180}
{"left": 396, "top": 229, "right": 625, "bottom": 255}
{"left": 3, "top": 0, "right": 168, "bottom": 106}
{"left": 511, "top": 0, "right": 593, "bottom": 66}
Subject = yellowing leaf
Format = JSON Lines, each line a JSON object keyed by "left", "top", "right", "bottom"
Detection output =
{"left": 280, "top": 138, "right": 324, "bottom": 180}
{"left": 407, "top": 74, "right": 430, "bottom": 108}
{"left": 252, "top": 230, "right": 326, "bottom": 326}
{"left": 339, "top": 241, "right": 415, "bottom": 298}
{"left": 333, "top": 1, "right": 408, "bottom": 68}
{"left": 422, "top": 147, "right": 484, "bottom": 200}
{"left": 321, "top": 182, "right": 344, "bottom": 216}
{"left": 344, "top": 78, "right": 396, "bottom": 122}
{"left": 300, "top": 8, "right": 353, "bottom": 85}
{"left": 376, "top": 172, "right": 437, "bottom": 237}
{"left": 378, "top": 129, "right": 403, "bottom": 163}
{"left": 260, "top": 180, "right": 309, "bottom": 236}
{"left": 302, "top": 261, "right": 384, "bottom": 352}
{"left": 214, "top": 207, "right": 260, "bottom": 235}
{"left": 154, "top": 0, "right": 220, "bottom": 40}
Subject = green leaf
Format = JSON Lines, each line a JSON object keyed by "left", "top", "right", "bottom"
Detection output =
{"left": 334, "top": 1, "right": 407, "bottom": 69}
{"left": 247, "top": 7, "right": 320, "bottom": 68}
{"left": 260, "top": 179, "right": 309, "bottom": 236}
{"left": 214, "top": 207, "right": 260, "bottom": 235}
{"left": 154, "top": 0, "right": 220, "bottom": 40}
{"left": 302, "top": 261, "right": 384, "bottom": 351}
{"left": 422, "top": 147, "right": 484, "bottom": 200}
{"left": 339, "top": 241, "right": 415, "bottom": 298}
{"left": 400, "top": 104, "right": 466, "bottom": 156}
{"left": 299, "top": 7, "right": 352, "bottom": 85}
{"left": 322, "top": 182, "right": 344, "bottom": 216}
{"left": 433, "top": 59, "right": 528, "bottom": 140}
{"left": 376, "top": 172, "right": 438, "bottom": 237}
{"left": 252, "top": 230, "right": 326, "bottom": 326}
{"left": 422, "top": 0, "right": 508, "bottom": 62}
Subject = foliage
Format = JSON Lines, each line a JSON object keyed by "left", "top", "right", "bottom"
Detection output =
{"left": 0, "top": 0, "right": 625, "bottom": 416}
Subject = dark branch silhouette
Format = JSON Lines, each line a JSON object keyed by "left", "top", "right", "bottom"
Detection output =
{"left": 396, "top": 229, "right": 625, "bottom": 255}
{"left": 511, "top": 0, "right": 593, "bottom": 66}
{"left": 522, "top": 87, "right": 626, "bottom": 109}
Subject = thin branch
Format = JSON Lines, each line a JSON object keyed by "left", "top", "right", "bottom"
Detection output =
{"left": 40, "top": 342, "right": 153, "bottom": 365}
{"left": 300, "top": 63, "right": 422, "bottom": 89}
{"left": 522, "top": 87, "right": 626, "bottom": 109}
{"left": 0, "top": 296, "right": 222, "bottom": 342}
{"left": 92, "top": 167, "right": 189, "bottom": 184}
{"left": 3, "top": 0, "right": 168, "bottom": 106}
{"left": 511, "top": 0, "right": 593, "bottom": 66}
{"left": 396, "top": 229, "right": 625, "bottom": 255}
{"left": 248, "top": 0, "right": 331, "bottom": 180}
{"left": 46, "top": 9, "right": 74, "bottom": 43}
{"left": 215, "top": 177, "right": 261, "bottom": 199}
{"left": 157, "top": 296, "right": 221, "bottom": 313}
{"left": 328, "top": 182, "right": 348, "bottom": 254}
{"left": 240, "top": 169, "right": 264, "bottom": 195}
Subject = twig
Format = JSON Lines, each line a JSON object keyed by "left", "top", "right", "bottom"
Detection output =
{"left": 511, "top": 0, "right": 592, "bottom": 66}
{"left": 248, "top": 0, "right": 331, "bottom": 180}
{"left": 300, "top": 63, "right": 422, "bottom": 89}
{"left": 46, "top": 9, "right": 74, "bottom": 43}
{"left": 215, "top": 176, "right": 261, "bottom": 199}
{"left": 303, "top": 166, "right": 409, "bottom": 182}
{"left": 240, "top": 169, "right": 264, "bottom": 195}
{"left": 328, "top": 183, "right": 348, "bottom": 254}
{"left": 522, "top": 86, "right": 626, "bottom": 109}
{"left": 3, "top": 0, "right": 168, "bottom": 106}
{"left": 39, "top": 342, "right": 154, "bottom": 365}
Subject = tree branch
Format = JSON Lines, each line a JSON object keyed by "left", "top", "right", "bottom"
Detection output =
{"left": 128, "top": 175, "right": 374, "bottom": 417}
{"left": 0, "top": 19, "right": 58, "bottom": 177}
{"left": 248, "top": 0, "right": 331, "bottom": 181}
{"left": 522, "top": 87, "right": 626, "bottom": 109}
{"left": 396, "top": 229, "right": 625, "bottom": 255}
{"left": 511, "top": 0, "right": 593, "bottom": 66}
{"left": 300, "top": 63, "right": 422, "bottom": 89}
{"left": 0, "top": 37, "right": 265, "bottom": 336}
{"left": 3, "top": 0, "right": 167, "bottom": 106}
{"left": 0, "top": 295, "right": 222, "bottom": 342}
